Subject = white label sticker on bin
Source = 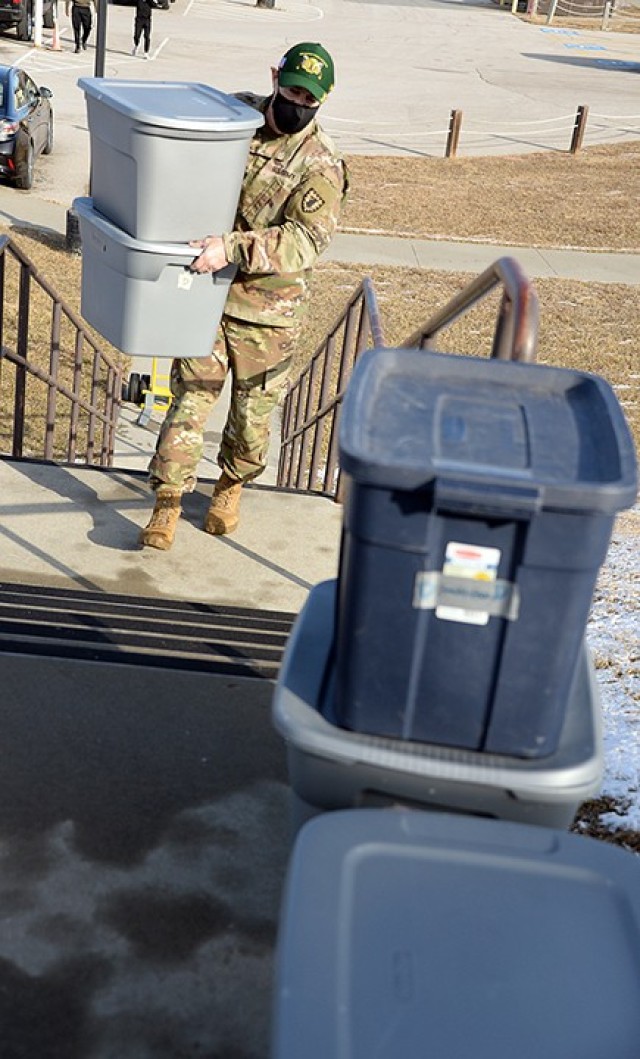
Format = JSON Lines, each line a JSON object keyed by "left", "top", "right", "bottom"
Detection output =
{"left": 412, "top": 542, "right": 520, "bottom": 625}
{"left": 178, "top": 271, "right": 194, "bottom": 291}
{"left": 439, "top": 541, "right": 500, "bottom": 625}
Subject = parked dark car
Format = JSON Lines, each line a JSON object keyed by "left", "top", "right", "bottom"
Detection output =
{"left": 0, "top": 0, "right": 54, "bottom": 40}
{"left": 0, "top": 65, "right": 53, "bottom": 189}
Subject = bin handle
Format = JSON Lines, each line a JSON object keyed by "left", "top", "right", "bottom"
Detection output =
{"left": 434, "top": 477, "right": 542, "bottom": 518}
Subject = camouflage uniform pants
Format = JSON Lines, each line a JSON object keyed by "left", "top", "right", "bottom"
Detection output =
{"left": 148, "top": 315, "right": 299, "bottom": 493}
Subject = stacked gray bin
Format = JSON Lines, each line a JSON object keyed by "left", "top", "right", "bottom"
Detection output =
{"left": 271, "top": 349, "right": 637, "bottom": 830}
{"left": 272, "top": 578, "right": 604, "bottom": 830}
{"left": 74, "top": 79, "right": 263, "bottom": 358}
{"left": 272, "top": 809, "right": 640, "bottom": 1059}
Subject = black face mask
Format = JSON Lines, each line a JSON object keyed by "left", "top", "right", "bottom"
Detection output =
{"left": 270, "top": 90, "right": 317, "bottom": 135}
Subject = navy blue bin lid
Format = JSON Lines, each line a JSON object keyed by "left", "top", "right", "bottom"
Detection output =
{"left": 339, "top": 349, "right": 638, "bottom": 515}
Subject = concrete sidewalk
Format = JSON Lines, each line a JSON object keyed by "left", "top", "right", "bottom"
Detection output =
{"left": 329, "top": 231, "right": 640, "bottom": 285}
{"left": 2, "top": 186, "right": 639, "bottom": 285}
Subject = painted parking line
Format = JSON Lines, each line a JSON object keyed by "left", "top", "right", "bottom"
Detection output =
{"left": 12, "top": 36, "right": 149, "bottom": 74}
{"left": 152, "top": 35, "right": 169, "bottom": 60}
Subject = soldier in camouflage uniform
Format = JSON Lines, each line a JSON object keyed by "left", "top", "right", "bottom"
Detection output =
{"left": 141, "top": 42, "right": 348, "bottom": 549}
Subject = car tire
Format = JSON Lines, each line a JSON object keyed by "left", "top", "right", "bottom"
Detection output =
{"left": 43, "top": 115, "right": 53, "bottom": 155}
{"left": 16, "top": 4, "right": 33, "bottom": 40}
{"left": 15, "top": 142, "right": 34, "bottom": 190}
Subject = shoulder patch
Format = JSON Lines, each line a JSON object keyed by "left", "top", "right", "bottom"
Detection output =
{"left": 301, "top": 187, "right": 326, "bottom": 214}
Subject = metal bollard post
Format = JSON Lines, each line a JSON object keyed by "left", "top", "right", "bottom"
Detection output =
{"left": 546, "top": 0, "right": 558, "bottom": 23}
{"left": 445, "top": 110, "right": 462, "bottom": 158}
{"left": 601, "top": 1, "right": 611, "bottom": 28}
{"left": 65, "top": 208, "right": 82, "bottom": 254}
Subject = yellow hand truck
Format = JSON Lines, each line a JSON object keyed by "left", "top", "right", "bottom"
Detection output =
{"left": 124, "top": 360, "right": 173, "bottom": 428}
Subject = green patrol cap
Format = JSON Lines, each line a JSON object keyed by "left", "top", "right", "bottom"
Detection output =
{"left": 278, "top": 42, "right": 335, "bottom": 104}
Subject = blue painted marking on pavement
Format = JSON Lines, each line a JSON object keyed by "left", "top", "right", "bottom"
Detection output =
{"left": 595, "top": 58, "right": 640, "bottom": 70}
{"left": 540, "top": 27, "right": 579, "bottom": 34}
{"left": 564, "top": 43, "right": 606, "bottom": 50}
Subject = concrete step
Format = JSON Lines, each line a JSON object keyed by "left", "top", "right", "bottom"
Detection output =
{"left": 0, "top": 582, "right": 295, "bottom": 679}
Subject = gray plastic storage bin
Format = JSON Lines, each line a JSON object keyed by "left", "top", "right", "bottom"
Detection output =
{"left": 272, "top": 809, "right": 640, "bottom": 1059}
{"left": 335, "top": 348, "right": 637, "bottom": 758}
{"left": 272, "top": 580, "right": 603, "bottom": 831}
{"left": 79, "top": 79, "right": 263, "bottom": 241}
{"left": 74, "top": 197, "right": 234, "bottom": 358}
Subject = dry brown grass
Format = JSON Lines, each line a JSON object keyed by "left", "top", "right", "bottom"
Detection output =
{"left": 342, "top": 142, "right": 640, "bottom": 251}
{"left": 573, "top": 797, "right": 640, "bottom": 854}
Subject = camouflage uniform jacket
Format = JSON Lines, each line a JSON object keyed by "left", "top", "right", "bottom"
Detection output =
{"left": 221, "top": 93, "right": 348, "bottom": 328}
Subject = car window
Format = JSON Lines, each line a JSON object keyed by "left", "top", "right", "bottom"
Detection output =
{"left": 24, "top": 74, "right": 39, "bottom": 106}
{"left": 14, "top": 74, "right": 27, "bottom": 110}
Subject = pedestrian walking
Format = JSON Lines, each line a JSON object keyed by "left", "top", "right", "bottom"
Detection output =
{"left": 65, "top": 0, "right": 95, "bottom": 52}
{"left": 132, "top": 0, "right": 159, "bottom": 59}
{"left": 140, "top": 42, "right": 348, "bottom": 550}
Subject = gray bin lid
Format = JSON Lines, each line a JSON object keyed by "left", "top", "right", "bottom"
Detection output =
{"left": 273, "top": 809, "right": 640, "bottom": 1059}
{"left": 78, "top": 78, "right": 263, "bottom": 133}
{"left": 339, "top": 348, "right": 638, "bottom": 514}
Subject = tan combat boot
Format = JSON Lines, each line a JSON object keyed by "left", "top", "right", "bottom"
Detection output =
{"left": 140, "top": 490, "right": 182, "bottom": 550}
{"left": 204, "top": 473, "right": 243, "bottom": 536}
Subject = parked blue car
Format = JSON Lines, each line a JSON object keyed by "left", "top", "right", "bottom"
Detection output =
{"left": 0, "top": 64, "right": 53, "bottom": 189}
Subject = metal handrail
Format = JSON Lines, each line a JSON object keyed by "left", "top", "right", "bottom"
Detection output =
{"left": 0, "top": 234, "right": 124, "bottom": 466}
{"left": 400, "top": 256, "right": 539, "bottom": 362}
{"left": 277, "top": 277, "right": 384, "bottom": 497}
{"left": 277, "top": 257, "right": 539, "bottom": 500}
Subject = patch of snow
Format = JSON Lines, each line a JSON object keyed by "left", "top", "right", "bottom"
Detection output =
{"left": 586, "top": 520, "right": 639, "bottom": 833}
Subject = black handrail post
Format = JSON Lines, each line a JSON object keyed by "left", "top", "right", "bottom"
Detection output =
{"left": 13, "top": 264, "right": 31, "bottom": 458}
{"left": 45, "top": 302, "right": 62, "bottom": 460}
{"left": 94, "top": 0, "right": 108, "bottom": 77}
